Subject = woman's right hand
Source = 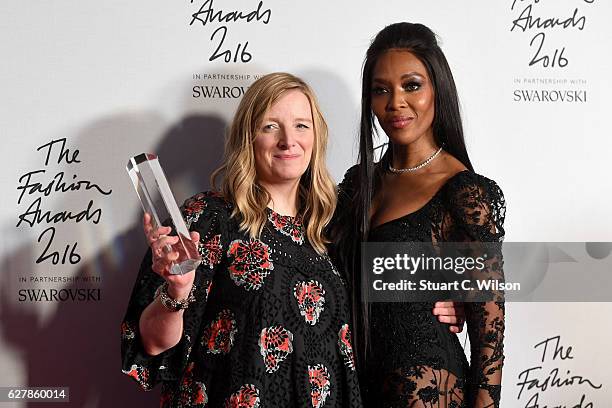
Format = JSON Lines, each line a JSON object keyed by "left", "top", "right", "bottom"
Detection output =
{"left": 143, "top": 213, "right": 200, "bottom": 299}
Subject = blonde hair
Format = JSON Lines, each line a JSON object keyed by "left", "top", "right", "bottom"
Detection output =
{"left": 211, "top": 72, "right": 337, "bottom": 254}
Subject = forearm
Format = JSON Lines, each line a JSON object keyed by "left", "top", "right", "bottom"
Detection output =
{"left": 139, "top": 284, "right": 191, "bottom": 356}
{"left": 466, "top": 301, "right": 505, "bottom": 407}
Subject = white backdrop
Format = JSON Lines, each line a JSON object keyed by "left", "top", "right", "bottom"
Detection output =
{"left": 2, "top": 0, "right": 611, "bottom": 406}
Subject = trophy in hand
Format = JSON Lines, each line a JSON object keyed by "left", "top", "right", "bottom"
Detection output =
{"left": 126, "top": 153, "right": 201, "bottom": 275}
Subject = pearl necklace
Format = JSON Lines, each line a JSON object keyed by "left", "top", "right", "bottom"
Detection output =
{"left": 388, "top": 146, "right": 443, "bottom": 173}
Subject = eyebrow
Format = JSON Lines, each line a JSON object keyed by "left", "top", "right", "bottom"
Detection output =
{"left": 372, "top": 72, "right": 425, "bottom": 83}
{"left": 265, "top": 117, "right": 313, "bottom": 123}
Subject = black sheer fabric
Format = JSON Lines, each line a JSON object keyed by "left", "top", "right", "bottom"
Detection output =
{"left": 121, "top": 192, "right": 362, "bottom": 408}
{"left": 337, "top": 167, "right": 505, "bottom": 408}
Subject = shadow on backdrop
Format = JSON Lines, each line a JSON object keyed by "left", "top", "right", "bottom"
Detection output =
{"left": 0, "top": 113, "right": 226, "bottom": 407}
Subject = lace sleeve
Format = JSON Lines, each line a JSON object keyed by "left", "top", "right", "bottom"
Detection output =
{"left": 120, "top": 192, "right": 228, "bottom": 390}
{"left": 445, "top": 174, "right": 506, "bottom": 408}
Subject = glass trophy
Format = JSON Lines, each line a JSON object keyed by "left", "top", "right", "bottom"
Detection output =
{"left": 126, "top": 153, "right": 201, "bottom": 275}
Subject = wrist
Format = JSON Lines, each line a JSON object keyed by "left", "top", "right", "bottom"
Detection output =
{"left": 167, "top": 282, "right": 193, "bottom": 300}
{"left": 156, "top": 281, "right": 197, "bottom": 312}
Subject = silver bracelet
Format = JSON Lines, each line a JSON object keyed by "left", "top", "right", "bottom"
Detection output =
{"left": 155, "top": 281, "right": 196, "bottom": 311}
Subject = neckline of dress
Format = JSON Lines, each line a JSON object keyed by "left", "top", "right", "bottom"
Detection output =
{"left": 266, "top": 207, "right": 301, "bottom": 221}
{"left": 369, "top": 169, "right": 471, "bottom": 231}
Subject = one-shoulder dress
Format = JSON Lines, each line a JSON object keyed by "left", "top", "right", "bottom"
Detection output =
{"left": 336, "top": 168, "right": 506, "bottom": 408}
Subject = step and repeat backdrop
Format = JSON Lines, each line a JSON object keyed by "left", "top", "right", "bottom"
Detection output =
{"left": 2, "top": 0, "right": 611, "bottom": 406}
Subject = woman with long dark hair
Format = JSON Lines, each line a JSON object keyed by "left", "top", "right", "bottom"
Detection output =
{"left": 332, "top": 23, "right": 505, "bottom": 407}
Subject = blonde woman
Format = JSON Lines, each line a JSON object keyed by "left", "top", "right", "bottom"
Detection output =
{"left": 121, "top": 73, "right": 362, "bottom": 407}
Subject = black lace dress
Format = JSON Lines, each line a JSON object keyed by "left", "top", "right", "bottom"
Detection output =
{"left": 337, "top": 167, "right": 505, "bottom": 408}
{"left": 121, "top": 192, "right": 362, "bottom": 408}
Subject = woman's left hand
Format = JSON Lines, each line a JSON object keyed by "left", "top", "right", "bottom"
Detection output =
{"left": 433, "top": 301, "right": 465, "bottom": 333}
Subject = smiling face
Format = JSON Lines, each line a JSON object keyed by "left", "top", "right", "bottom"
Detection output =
{"left": 370, "top": 49, "right": 436, "bottom": 147}
{"left": 253, "top": 89, "right": 315, "bottom": 186}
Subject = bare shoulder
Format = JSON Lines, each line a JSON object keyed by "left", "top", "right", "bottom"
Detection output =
{"left": 420, "top": 151, "right": 468, "bottom": 189}
{"left": 437, "top": 151, "right": 468, "bottom": 176}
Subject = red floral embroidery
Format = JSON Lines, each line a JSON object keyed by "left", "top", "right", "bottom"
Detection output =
{"left": 227, "top": 239, "right": 273, "bottom": 291}
{"left": 177, "top": 363, "right": 208, "bottom": 407}
{"left": 224, "top": 384, "right": 261, "bottom": 408}
{"left": 121, "top": 320, "right": 135, "bottom": 340}
{"left": 183, "top": 197, "right": 207, "bottom": 225}
{"left": 308, "top": 364, "right": 331, "bottom": 408}
{"left": 204, "top": 280, "right": 213, "bottom": 302}
{"left": 338, "top": 324, "right": 355, "bottom": 371}
{"left": 122, "top": 364, "right": 151, "bottom": 390}
{"left": 268, "top": 211, "right": 304, "bottom": 244}
{"left": 259, "top": 326, "right": 294, "bottom": 373}
{"left": 202, "top": 309, "right": 237, "bottom": 354}
{"left": 294, "top": 280, "right": 326, "bottom": 326}
{"left": 199, "top": 234, "right": 222, "bottom": 268}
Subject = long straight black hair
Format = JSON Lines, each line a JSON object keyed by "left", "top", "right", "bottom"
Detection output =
{"left": 336, "top": 22, "right": 475, "bottom": 369}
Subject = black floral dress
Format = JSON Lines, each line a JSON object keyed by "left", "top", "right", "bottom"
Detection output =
{"left": 336, "top": 167, "right": 505, "bottom": 408}
{"left": 121, "top": 192, "right": 362, "bottom": 408}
